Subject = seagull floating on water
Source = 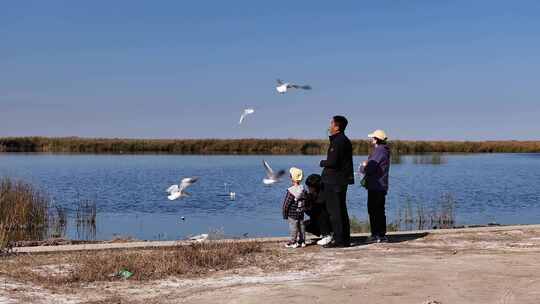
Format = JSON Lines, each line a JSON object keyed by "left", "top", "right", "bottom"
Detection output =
{"left": 276, "top": 79, "right": 312, "bottom": 94}
{"left": 262, "top": 160, "right": 285, "bottom": 185}
{"left": 217, "top": 182, "right": 236, "bottom": 200}
{"left": 166, "top": 177, "right": 199, "bottom": 200}
{"left": 238, "top": 108, "right": 255, "bottom": 124}
{"left": 224, "top": 182, "right": 236, "bottom": 200}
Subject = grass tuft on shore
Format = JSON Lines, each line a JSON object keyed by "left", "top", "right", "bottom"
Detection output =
{"left": 0, "top": 241, "right": 272, "bottom": 284}
{"left": 70, "top": 241, "right": 264, "bottom": 282}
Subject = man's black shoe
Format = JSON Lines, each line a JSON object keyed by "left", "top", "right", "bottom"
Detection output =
{"left": 322, "top": 242, "right": 350, "bottom": 248}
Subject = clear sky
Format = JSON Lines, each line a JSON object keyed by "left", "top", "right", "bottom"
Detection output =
{"left": 2, "top": 1, "right": 539, "bottom": 140}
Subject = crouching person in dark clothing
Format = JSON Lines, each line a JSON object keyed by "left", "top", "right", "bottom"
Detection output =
{"left": 303, "top": 174, "right": 332, "bottom": 241}
{"left": 360, "top": 129, "right": 390, "bottom": 243}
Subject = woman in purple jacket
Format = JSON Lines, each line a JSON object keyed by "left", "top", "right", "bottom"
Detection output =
{"left": 360, "top": 130, "right": 390, "bottom": 243}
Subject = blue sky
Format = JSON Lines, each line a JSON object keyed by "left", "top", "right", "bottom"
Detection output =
{"left": 1, "top": 1, "right": 539, "bottom": 140}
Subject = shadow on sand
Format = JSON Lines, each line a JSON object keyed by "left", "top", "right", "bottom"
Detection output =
{"left": 349, "top": 232, "right": 429, "bottom": 247}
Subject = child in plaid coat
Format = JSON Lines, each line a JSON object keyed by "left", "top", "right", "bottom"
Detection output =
{"left": 282, "top": 167, "right": 308, "bottom": 248}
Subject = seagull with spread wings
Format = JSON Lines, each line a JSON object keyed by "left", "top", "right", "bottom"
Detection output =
{"left": 166, "top": 177, "right": 199, "bottom": 200}
{"left": 262, "top": 160, "right": 285, "bottom": 185}
{"left": 276, "top": 79, "right": 312, "bottom": 94}
{"left": 238, "top": 108, "right": 255, "bottom": 124}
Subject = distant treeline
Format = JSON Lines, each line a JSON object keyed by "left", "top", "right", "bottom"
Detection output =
{"left": 1, "top": 137, "right": 540, "bottom": 155}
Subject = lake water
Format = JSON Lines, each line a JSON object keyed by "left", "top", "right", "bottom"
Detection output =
{"left": 1, "top": 153, "right": 539, "bottom": 240}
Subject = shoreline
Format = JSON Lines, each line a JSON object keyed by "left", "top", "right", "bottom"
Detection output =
{"left": 11, "top": 223, "right": 540, "bottom": 253}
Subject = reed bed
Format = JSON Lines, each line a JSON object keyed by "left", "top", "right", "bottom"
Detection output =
{"left": 351, "top": 193, "right": 457, "bottom": 234}
{"left": 48, "top": 206, "right": 68, "bottom": 238}
{"left": 0, "top": 178, "right": 101, "bottom": 250}
{"left": 76, "top": 199, "right": 97, "bottom": 225}
{"left": 73, "top": 199, "right": 97, "bottom": 240}
{"left": 349, "top": 216, "right": 399, "bottom": 234}
{"left": 0, "top": 178, "right": 49, "bottom": 251}
{"left": 396, "top": 194, "right": 456, "bottom": 230}
{"left": 1, "top": 137, "right": 540, "bottom": 154}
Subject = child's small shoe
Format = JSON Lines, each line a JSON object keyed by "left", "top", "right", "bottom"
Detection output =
{"left": 298, "top": 242, "right": 307, "bottom": 248}
{"left": 285, "top": 241, "right": 299, "bottom": 248}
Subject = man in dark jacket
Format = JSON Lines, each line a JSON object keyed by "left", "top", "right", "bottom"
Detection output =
{"left": 320, "top": 115, "right": 354, "bottom": 248}
{"left": 360, "top": 129, "right": 390, "bottom": 243}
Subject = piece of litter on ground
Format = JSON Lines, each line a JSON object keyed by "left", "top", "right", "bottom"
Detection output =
{"left": 117, "top": 269, "right": 134, "bottom": 279}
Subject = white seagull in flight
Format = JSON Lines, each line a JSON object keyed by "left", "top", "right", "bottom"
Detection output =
{"left": 276, "top": 79, "right": 312, "bottom": 94}
{"left": 238, "top": 108, "right": 255, "bottom": 124}
{"left": 166, "top": 177, "right": 199, "bottom": 200}
{"left": 262, "top": 160, "right": 285, "bottom": 185}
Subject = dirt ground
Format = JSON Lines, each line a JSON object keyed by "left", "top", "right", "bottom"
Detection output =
{"left": 2, "top": 225, "right": 540, "bottom": 304}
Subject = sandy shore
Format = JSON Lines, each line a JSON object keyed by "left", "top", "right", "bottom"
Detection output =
{"left": 2, "top": 225, "right": 540, "bottom": 304}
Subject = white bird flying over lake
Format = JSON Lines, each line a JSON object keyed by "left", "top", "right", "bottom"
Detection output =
{"left": 238, "top": 108, "right": 255, "bottom": 124}
{"left": 166, "top": 177, "right": 199, "bottom": 200}
{"left": 262, "top": 160, "right": 285, "bottom": 185}
{"left": 276, "top": 79, "right": 312, "bottom": 94}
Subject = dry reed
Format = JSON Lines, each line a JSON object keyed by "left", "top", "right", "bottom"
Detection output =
{"left": 0, "top": 178, "right": 49, "bottom": 251}
{"left": 0, "top": 241, "right": 268, "bottom": 285}
{"left": 2, "top": 137, "right": 540, "bottom": 154}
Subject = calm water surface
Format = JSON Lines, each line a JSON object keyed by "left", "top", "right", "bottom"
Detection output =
{"left": 1, "top": 153, "right": 539, "bottom": 240}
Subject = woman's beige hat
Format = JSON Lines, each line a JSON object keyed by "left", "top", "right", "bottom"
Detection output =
{"left": 368, "top": 129, "right": 388, "bottom": 140}
{"left": 289, "top": 167, "right": 303, "bottom": 182}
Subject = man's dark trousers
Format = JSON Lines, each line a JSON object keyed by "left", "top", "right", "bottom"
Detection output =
{"left": 324, "top": 185, "right": 350, "bottom": 246}
{"left": 367, "top": 190, "right": 387, "bottom": 237}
